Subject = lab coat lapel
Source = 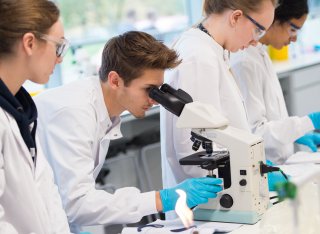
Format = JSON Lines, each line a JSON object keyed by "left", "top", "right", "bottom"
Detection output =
{"left": 94, "top": 118, "right": 123, "bottom": 179}
{"left": 7, "top": 112, "right": 35, "bottom": 173}
{"left": 260, "top": 46, "right": 288, "bottom": 118}
{"left": 93, "top": 118, "right": 110, "bottom": 178}
{"left": 93, "top": 81, "right": 123, "bottom": 178}
{"left": 94, "top": 136, "right": 111, "bottom": 179}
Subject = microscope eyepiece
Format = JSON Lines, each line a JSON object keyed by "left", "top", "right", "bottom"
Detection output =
{"left": 148, "top": 85, "right": 185, "bottom": 117}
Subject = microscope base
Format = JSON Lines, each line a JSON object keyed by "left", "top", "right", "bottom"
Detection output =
{"left": 193, "top": 208, "right": 261, "bottom": 224}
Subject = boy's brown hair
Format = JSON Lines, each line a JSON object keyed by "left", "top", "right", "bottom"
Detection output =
{"left": 99, "top": 31, "right": 181, "bottom": 86}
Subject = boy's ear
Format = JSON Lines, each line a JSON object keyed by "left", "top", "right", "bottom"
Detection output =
{"left": 107, "top": 71, "right": 124, "bottom": 89}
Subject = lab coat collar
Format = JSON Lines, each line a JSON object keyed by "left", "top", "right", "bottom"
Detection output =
{"left": 0, "top": 79, "right": 38, "bottom": 155}
{"left": 95, "top": 78, "right": 109, "bottom": 123}
{"left": 105, "top": 116, "right": 122, "bottom": 140}
{"left": 94, "top": 77, "right": 122, "bottom": 140}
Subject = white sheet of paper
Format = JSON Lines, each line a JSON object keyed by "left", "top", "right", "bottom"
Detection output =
{"left": 121, "top": 218, "right": 242, "bottom": 234}
{"left": 285, "top": 151, "right": 320, "bottom": 165}
{"left": 278, "top": 163, "right": 316, "bottom": 177}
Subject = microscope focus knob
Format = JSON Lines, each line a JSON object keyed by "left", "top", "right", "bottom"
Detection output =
{"left": 239, "top": 179, "right": 247, "bottom": 186}
{"left": 220, "top": 194, "right": 233, "bottom": 208}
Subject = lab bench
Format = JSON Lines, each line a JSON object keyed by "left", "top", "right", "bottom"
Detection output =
{"left": 276, "top": 52, "right": 320, "bottom": 116}
{"left": 121, "top": 163, "right": 320, "bottom": 234}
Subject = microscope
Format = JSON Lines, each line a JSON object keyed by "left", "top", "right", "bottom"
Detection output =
{"left": 150, "top": 84, "right": 270, "bottom": 224}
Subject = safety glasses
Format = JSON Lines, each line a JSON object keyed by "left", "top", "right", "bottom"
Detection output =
{"left": 36, "top": 33, "right": 70, "bottom": 57}
{"left": 244, "top": 14, "right": 266, "bottom": 41}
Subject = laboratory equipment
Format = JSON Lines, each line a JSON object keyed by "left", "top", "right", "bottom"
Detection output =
{"left": 150, "top": 84, "right": 270, "bottom": 224}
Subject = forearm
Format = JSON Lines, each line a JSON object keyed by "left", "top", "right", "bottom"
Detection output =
{"left": 66, "top": 187, "right": 158, "bottom": 227}
{"left": 254, "top": 116, "right": 314, "bottom": 146}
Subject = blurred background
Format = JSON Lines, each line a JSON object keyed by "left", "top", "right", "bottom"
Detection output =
{"left": 25, "top": 0, "right": 320, "bottom": 92}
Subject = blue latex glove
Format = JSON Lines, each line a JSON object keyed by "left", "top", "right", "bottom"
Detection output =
{"left": 308, "top": 112, "right": 320, "bottom": 129}
{"left": 159, "top": 177, "right": 223, "bottom": 212}
{"left": 266, "top": 160, "right": 288, "bottom": 191}
{"left": 266, "top": 160, "right": 274, "bottom": 166}
{"left": 268, "top": 171, "right": 288, "bottom": 191}
{"left": 295, "top": 133, "right": 320, "bottom": 152}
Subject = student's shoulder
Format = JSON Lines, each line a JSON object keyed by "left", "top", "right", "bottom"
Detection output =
{"left": 177, "top": 29, "right": 214, "bottom": 49}
{"left": 34, "top": 77, "right": 98, "bottom": 107}
{"left": 175, "top": 30, "right": 220, "bottom": 65}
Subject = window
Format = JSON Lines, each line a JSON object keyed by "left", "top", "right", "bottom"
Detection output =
{"left": 54, "top": 0, "right": 202, "bottom": 86}
{"left": 24, "top": 0, "right": 203, "bottom": 92}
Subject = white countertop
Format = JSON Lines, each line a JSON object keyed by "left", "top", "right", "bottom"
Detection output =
{"left": 274, "top": 52, "right": 320, "bottom": 78}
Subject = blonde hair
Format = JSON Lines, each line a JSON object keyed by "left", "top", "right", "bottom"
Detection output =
{"left": 203, "top": 0, "right": 278, "bottom": 16}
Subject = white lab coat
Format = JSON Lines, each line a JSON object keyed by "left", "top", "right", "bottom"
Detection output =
{"left": 161, "top": 28, "right": 250, "bottom": 191}
{"left": 230, "top": 43, "right": 314, "bottom": 164}
{"left": 35, "top": 77, "right": 157, "bottom": 233}
{"left": 0, "top": 108, "right": 70, "bottom": 233}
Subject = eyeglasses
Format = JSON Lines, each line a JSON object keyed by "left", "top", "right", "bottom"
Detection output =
{"left": 288, "top": 21, "right": 301, "bottom": 37}
{"left": 244, "top": 14, "right": 266, "bottom": 41}
{"left": 36, "top": 33, "right": 70, "bottom": 57}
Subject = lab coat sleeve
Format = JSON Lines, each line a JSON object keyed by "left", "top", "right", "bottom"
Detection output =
{"left": 41, "top": 106, "right": 157, "bottom": 227}
{"left": 0, "top": 125, "right": 19, "bottom": 234}
{"left": 171, "top": 60, "right": 222, "bottom": 178}
{"left": 232, "top": 58, "right": 314, "bottom": 159}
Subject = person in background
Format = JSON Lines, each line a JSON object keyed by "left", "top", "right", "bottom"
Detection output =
{"left": 0, "top": 0, "right": 71, "bottom": 233}
{"left": 161, "top": 0, "right": 278, "bottom": 200}
{"left": 230, "top": 0, "right": 318, "bottom": 164}
{"left": 35, "top": 31, "right": 223, "bottom": 233}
